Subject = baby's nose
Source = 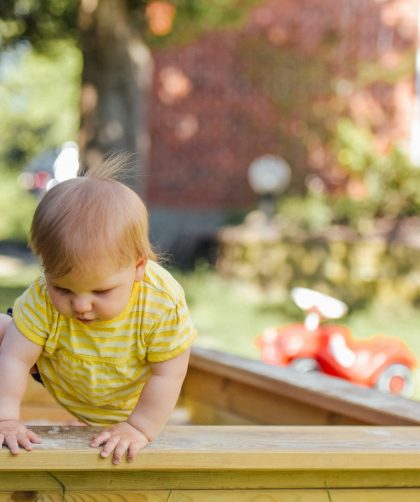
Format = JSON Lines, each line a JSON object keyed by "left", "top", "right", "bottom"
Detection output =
{"left": 72, "top": 296, "right": 93, "bottom": 314}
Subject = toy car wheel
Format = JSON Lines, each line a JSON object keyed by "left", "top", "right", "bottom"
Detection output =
{"left": 289, "top": 357, "right": 320, "bottom": 373}
{"left": 375, "top": 363, "right": 415, "bottom": 397}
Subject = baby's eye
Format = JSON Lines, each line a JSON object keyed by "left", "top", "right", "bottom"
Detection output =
{"left": 55, "top": 287, "right": 71, "bottom": 295}
{"left": 94, "top": 289, "right": 112, "bottom": 295}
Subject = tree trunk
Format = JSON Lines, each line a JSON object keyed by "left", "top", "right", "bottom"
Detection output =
{"left": 78, "top": 0, "right": 152, "bottom": 196}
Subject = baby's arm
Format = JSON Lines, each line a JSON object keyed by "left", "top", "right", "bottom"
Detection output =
{"left": 128, "top": 347, "right": 191, "bottom": 438}
{"left": 0, "top": 321, "right": 43, "bottom": 453}
{"left": 90, "top": 348, "right": 191, "bottom": 464}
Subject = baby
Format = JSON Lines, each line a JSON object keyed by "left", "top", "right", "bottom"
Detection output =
{"left": 0, "top": 156, "right": 196, "bottom": 464}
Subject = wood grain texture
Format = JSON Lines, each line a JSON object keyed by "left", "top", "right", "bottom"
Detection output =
{"left": 329, "top": 489, "right": 420, "bottom": 501}
{"left": 0, "top": 494, "right": 61, "bottom": 501}
{"left": 1, "top": 427, "right": 420, "bottom": 498}
{"left": 63, "top": 492, "right": 170, "bottom": 501}
{"left": 0, "top": 473, "right": 62, "bottom": 492}
{"left": 165, "top": 491, "right": 330, "bottom": 501}
{"left": 1, "top": 425, "right": 420, "bottom": 471}
{"left": 50, "top": 469, "right": 420, "bottom": 490}
{"left": 2, "top": 489, "right": 420, "bottom": 501}
{"left": 183, "top": 372, "right": 365, "bottom": 426}
{"left": 186, "top": 348, "right": 420, "bottom": 426}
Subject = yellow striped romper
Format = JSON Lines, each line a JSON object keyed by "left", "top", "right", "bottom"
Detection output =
{"left": 12, "top": 260, "right": 197, "bottom": 425}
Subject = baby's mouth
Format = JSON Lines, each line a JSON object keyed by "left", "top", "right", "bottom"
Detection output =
{"left": 76, "top": 317, "right": 95, "bottom": 323}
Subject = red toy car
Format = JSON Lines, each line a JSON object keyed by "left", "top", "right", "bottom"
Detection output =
{"left": 255, "top": 288, "right": 417, "bottom": 397}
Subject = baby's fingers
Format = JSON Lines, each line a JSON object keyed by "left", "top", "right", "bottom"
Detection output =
{"left": 99, "top": 436, "right": 120, "bottom": 459}
{"left": 90, "top": 431, "right": 111, "bottom": 448}
{"left": 16, "top": 433, "right": 36, "bottom": 451}
{"left": 112, "top": 440, "right": 130, "bottom": 465}
{"left": 5, "top": 436, "right": 20, "bottom": 455}
{"left": 127, "top": 439, "right": 147, "bottom": 463}
{"left": 26, "top": 430, "right": 42, "bottom": 444}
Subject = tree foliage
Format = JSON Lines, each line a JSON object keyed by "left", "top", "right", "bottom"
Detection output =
{"left": 144, "top": 0, "right": 260, "bottom": 48}
{"left": 1, "top": 0, "right": 255, "bottom": 50}
{"left": 0, "top": 0, "right": 258, "bottom": 172}
{"left": 278, "top": 119, "right": 420, "bottom": 232}
{"left": 0, "top": 0, "right": 79, "bottom": 49}
{"left": 0, "top": 40, "right": 81, "bottom": 170}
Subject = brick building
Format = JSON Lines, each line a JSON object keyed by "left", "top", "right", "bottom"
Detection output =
{"left": 146, "top": 0, "right": 418, "bottom": 265}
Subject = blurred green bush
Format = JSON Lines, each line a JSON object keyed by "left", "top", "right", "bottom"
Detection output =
{"left": 0, "top": 171, "right": 37, "bottom": 241}
{"left": 0, "top": 39, "right": 81, "bottom": 241}
{"left": 278, "top": 119, "right": 420, "bottom": 232}
{"left": 218, "top": 120, "right": 420, "bottom": 308}
{"left": 0, "top": 40, "right": 81, "bottom": 171}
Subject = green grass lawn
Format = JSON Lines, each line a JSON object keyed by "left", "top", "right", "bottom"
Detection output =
{"left": 2, "top": 257, "right": 420, "bottom": 399}
{"left": 176, "top": 267, "right": 420, "bottom": 353}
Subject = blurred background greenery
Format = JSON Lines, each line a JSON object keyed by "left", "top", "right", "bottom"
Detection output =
{"left": 2, "top": 0, "right": 420, "bottom": 400}
{"left": 0, "top": 39, "right": 81, "bottom": 240}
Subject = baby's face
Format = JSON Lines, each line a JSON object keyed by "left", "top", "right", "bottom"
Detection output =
{"left": 45, "top": 259, "right": 145, "bottom": 323}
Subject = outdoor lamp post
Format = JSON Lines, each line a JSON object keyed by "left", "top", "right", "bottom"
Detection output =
{"left": 248, "top": 154, "right": 291, "bottom": 221}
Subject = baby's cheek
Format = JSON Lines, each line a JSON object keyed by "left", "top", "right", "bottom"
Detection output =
{"left": 101, "top": 298, "right": 125, "bottom": 319}
{"left": 51, "top": 297, "right": 69, "bottom": 315}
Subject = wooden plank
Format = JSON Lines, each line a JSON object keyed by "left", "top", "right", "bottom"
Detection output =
{"left": 52, "top": 469, "right": 420, "bottom": 491}
{"left": 186, "top": 347, "right": 420, "bottom": 425}
{"left": 2, "top": 485, "right": 420, "bottom": 500}
{"left": 0, "top": 471, "right": 62, "bottom": 501}
{"left": 2, "top": 425, "right": 420, "bottom": 471}
{"left": 184, "top": 371, "right": 364, "bottom": 425}
{"left": 0, "top": 493, "right": 61, "bottom": 501}
{"left": 167, "top": 491, "right": 330, "bottom": 501}
{"left": 45, "top": 490, "right": 420, "bottom": 502}
{"left": 182, "top": 397, "right": 257, "bottom": 425}
{"left": 0, "top": 472, "right": 62, "bottom": 491}
{"left": 60, "top": 490, "right": 420, "bottom": 502}
{"left": 51, "top": 469, "right": 420, "bottom": 490}
{"left": 330, "top": 489, "right": 420, "bottom": 501}
{"left": 64, "top": 492, "right": 170, "bottom": 501}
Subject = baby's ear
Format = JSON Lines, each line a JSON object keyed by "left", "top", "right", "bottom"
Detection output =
{"left": 134, "top": 257, "right": 147, "bottom": 281}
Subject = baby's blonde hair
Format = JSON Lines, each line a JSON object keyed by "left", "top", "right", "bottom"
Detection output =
{"left": 30, "top": 154, "right": 156, "bottom": 277}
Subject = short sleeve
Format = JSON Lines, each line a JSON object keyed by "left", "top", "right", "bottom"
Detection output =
{"left": 13, "top": 277, "right": 52, "bottom": 347}
{"left": 146, "top": 295, "right": 197, "bottom": 363}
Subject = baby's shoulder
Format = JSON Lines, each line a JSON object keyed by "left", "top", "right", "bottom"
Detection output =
{"left": 142, "top": 260, "right": 185, "bottom": 306}
{"left": 19, "top": 274, "right": 48, "bottom": 302}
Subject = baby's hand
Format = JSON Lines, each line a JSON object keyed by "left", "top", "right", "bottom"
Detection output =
{"left": 0, "top": 419, "right": 42, "bottom": 455}
{"left": 89, "top": 421, "right": 149, "bottom": 464}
